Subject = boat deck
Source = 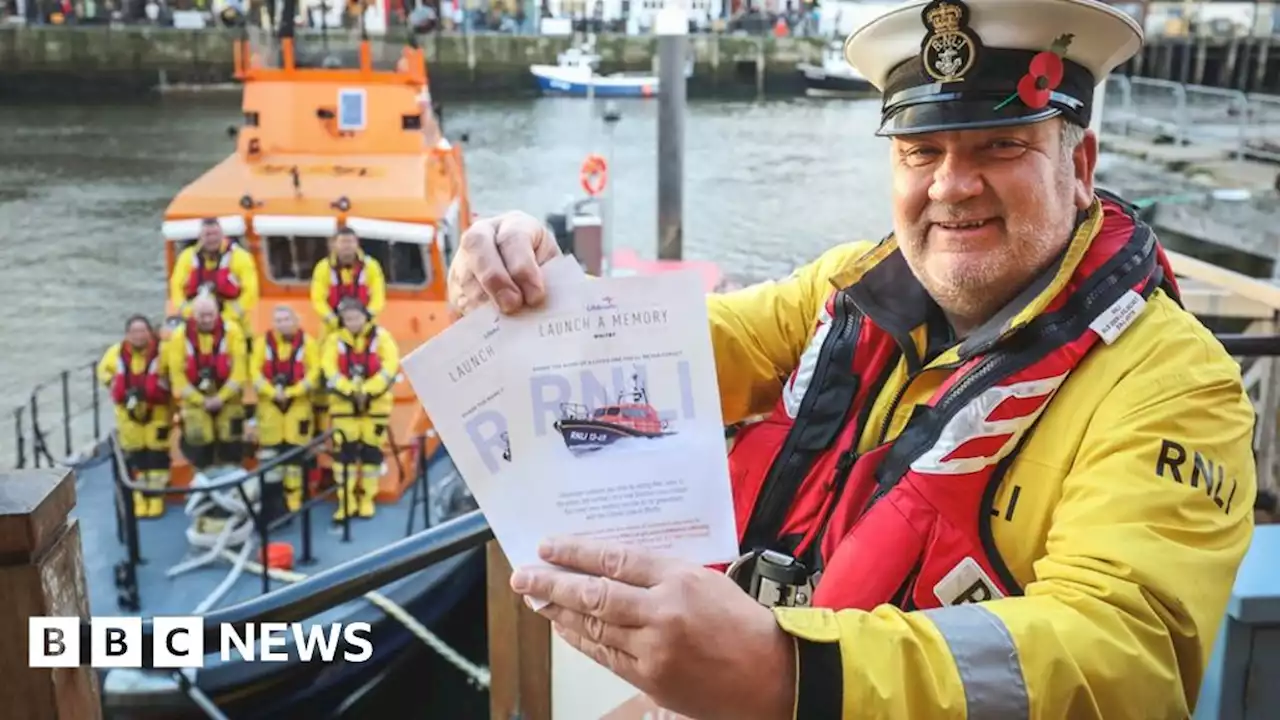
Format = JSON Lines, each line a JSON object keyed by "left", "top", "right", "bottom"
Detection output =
{"left": 74, "top": 446, "right": 467, "bottom": 619}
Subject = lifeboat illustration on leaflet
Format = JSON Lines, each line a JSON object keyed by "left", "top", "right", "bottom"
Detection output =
{"left": 553, "top": 373, "right": 676, "bottom": 454}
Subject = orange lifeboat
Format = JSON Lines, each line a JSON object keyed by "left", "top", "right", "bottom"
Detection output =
{"left": 158, "top": 22, "right": 467, "bottom": 502}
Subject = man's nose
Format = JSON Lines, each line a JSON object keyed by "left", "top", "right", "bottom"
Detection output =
{"left": 928, "top": 154, "right": 985, "bottom": 204}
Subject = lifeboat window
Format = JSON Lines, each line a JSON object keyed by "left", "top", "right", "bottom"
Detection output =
{"left": 359, "top": 239, "right": 431, "bottom": 287}
{"left": 262, "top": 236, "right": 330, "bottom": 282}
{"left": 593, "top": 407, "right": 621, "bottom": 417}
{"left": 621, "top": 408, "right": 651, "bottom": 419}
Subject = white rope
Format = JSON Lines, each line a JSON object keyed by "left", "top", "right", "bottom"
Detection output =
{"left": 219, "top": 549, "right": 491, "bottom": 689}
{"left": 167, "top": 468, "right": 260, "bottom": 579}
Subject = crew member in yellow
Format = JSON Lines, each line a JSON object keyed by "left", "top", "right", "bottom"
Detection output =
{"left": 322, "top": 296, "right": 400, "bottom": 521}
{"left": 309, "top": 226, "right": 386, "bottom": 434}
{"left": 250, "top": 305, "right": 321, "bottom": 520}
{"left": 168, "top": 294, "right": 250, "bottom": 471}
{"left": 169, "top": 218, "right": 260, "bottom": 340}
{"left": 443, "top": 1, "right": 1258, "bottom": 717}
{"left": 310, "top": 226, "right": 386, "bottom": 337}
{"left": 98, "top": 315, "right": 172, "bottom": 518}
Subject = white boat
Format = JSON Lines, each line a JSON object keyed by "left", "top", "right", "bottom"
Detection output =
{"left": 797, "top": 40, "right": 875, "bottom": 98}
{"left": 531, "top": 40, "right": 689, "bottom": 99}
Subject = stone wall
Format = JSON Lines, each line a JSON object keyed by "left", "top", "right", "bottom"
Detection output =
{"left": 0, "top": 27, "right": 829, "bottom": 101}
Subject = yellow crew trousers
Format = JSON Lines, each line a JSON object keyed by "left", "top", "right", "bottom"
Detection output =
{"left": 329, "top": 412, "right": 388, "bottom": 521}
{"left": 256, "top": 398, "right": 315, "bottom": 512}
{"left": 179, "top": 401, "right": 246, "bottom": 470}
{"left": 116, "top": 404, "right": 172, "bottom": 519}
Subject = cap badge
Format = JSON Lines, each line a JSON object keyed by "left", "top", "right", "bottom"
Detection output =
{"left": 920, "top": 0, "right": 981, "bottom": 83}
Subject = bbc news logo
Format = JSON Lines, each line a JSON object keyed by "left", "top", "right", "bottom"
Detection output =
{"left": 29, "top": 616, "right": 373, "bottom": 668}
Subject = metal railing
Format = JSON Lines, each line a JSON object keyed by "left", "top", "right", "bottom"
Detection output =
{"left": 109, "top": 425, "right": 446, "bottom": 611}
{"left": 1103, "top": 75, "right": 1280, "bottom": 163}
{"left": 10, "top": 359, "right": 103, "bottom": 470}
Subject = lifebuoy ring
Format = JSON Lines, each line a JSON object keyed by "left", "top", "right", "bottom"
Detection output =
{"left": 580, "top": 154, "right": 608, "bottom": 196}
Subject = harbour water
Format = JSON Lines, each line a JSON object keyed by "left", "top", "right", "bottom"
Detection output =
{"left": 0, "top": 95, "right": 896, "bottom": 414}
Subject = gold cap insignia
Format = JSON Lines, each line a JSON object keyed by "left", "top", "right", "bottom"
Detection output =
{"left": 919, "top": 0, "right": 982, "bottom": 84}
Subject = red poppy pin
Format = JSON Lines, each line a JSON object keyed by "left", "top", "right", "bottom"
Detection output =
{"left": 994, "top": 34, "right": 1074, "bottom": 111}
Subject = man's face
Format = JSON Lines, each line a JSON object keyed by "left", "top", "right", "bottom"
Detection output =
{"left": 199, "top": 225, "right": 223, "bottom": 252}
{"left": 333, "top": 233, "right": 359, "bottom": 264}
{"left": 341, "top": 308, "right": 366, "bottom": 334}
{"left": 889, "top": 118, "right": 1095, "bottom": 327}
{"left": 125, "top": 321, "right": 151, "bottom": 348}
{"left": 274, "top": 308, "right": 298, "bottom": 336}
{"left": 194, "top": 303, "right": 219, "bottom": 331}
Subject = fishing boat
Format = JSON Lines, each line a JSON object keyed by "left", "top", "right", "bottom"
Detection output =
{"left": 530, "top": 40, "right": 683, "bottom": 99}
{"left": 11, "top": 8, "right": 490, "bottom": 718}
{"left": 797, "top": 39, "right": 875, "bottom": 98}
{"left": 553, "top": 373, "right": 673, "bottom": 454}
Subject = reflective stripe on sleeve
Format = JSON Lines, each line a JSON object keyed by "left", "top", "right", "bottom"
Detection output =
{"left": 923, "top": 604, "right": 1029, "bottom": 719}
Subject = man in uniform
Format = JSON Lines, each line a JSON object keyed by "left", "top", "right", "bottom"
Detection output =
{"left": 310, "top": 226, "right": 387, "bottom": 338}
{"left": 169, "top": 217, "right": 260, "bottom": 341}
{"left": 250, "top": 305, "right": 321, "bottom": 521}
{"left": 441, "top": 0, "right": 1258, "bottom": 717}
{"left": 168, "top": 294, "right": 250, "bottom": 471}
{"left": 322, "top": 297, "right": 400, "bottom": 521}
{"left": 98, "top": 315, "right": 172, "bottom": 518}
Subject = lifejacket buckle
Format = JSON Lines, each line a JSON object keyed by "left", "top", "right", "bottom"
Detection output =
{"left": 728, "top": 549, "right": 816, "bottom": 609}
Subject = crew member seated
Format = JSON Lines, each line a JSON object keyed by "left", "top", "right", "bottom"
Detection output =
{"left": 168, "top": 294, "right": 249, "bottom": 470}
{"left": 322, "top": 297, "right": 400, "bottom": 521}
{"left": 169, "top": 218, "right": 259, "bottom": 340}
{"left": 251, "top": 305, "right": 321, "bottom": 519}
{"left": 97, "top": 315, "right": 172, "bottom": 518}
{"left": 310, "top": 226, "right": 386, "bottom": 338}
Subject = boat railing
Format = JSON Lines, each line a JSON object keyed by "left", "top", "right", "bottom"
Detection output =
{"left": 558, "top": 402, "right": 593, "bottom": 421}
{"left": 108, "top": 425, "right": 446, "bottom": 612}
{"left": 9, "top": 358, "right": 103, "bottom": 470}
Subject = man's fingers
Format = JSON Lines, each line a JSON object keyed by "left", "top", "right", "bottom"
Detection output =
{"left": 459, "top": 217, "right": 521, "bottom": 313}
{"left": 537, "top": 603, "right": 643, "bottom": 654}
{"left": 552, "top": 624, "right": 642, "bottom": 684}
{"left": 538, "top": 537, "right": 665, "bottom": 588}
{"left": 495, "top": 216, "right": 547, "bottom": 308}
{"left": 511, "top": 567, "right": 649, "bottom": 626}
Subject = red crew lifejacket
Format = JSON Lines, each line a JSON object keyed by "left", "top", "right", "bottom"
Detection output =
{"left": 110, "top": 342, "right": 165, "bottom": 406}
{"left": 184, "top": 318, "right": 233, "bottom": 390}
{"left": 183, "top": 243, "right": 242, "bottom": 302}
{"left": 262, "top": 331, "right": 307, "bottom": 385}
{"left": 327, "top": 257, "right": 371, "bottom": 311}
{"left": 336, "top": 327, "right": 382, "bottom": 379}
{"left": 729, "top": 195, "right": 1181, "bottom": 611}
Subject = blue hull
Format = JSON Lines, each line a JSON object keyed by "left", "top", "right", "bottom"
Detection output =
{"left": 534, "top": 74, "right": 656, "bottom": 98}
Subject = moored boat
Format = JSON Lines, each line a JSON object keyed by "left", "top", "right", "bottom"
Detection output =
{"left": 797, "top": 40, "right": 876, "bottom": 98}
{"left": 12, "top": 7, "right": 491, "bottom": 717}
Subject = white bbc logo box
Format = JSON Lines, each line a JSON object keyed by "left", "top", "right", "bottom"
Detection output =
{"left": 29, "top": 616, "right": 206, "bottom": 669}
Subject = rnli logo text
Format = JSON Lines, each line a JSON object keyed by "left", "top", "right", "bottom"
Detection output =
{"left": 1155, "top": 439, "right": 1240, "bottom": 514}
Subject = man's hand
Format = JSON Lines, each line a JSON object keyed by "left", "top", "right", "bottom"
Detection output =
{"left": 511, "top": 537, "right": 795, "bottom": 720}
{"left": 203, "top": 396, "right": 223, "bottom": 413}
{"left": 447, "top": 211, "right": 563, "bottom": 316}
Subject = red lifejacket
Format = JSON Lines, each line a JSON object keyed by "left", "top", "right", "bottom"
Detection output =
{"left": 184, "top": 318, "right": 233, "bottom": 390}
{"left": 729, "top": 195, "right": 1181, "bottom": 611}
{"left": 262, "top": 331, "right": 307, "bottom": 385}
{"left": 183, "top": 243, "right": 242, "bottom": 302}
{"left": 110, "top": 342, "right": 165, "bottom": 406}
{"left": 336, "top": 327, "right": 382, "bottom": 379}
{"left": 327, "top": 257, "right": 371, "bottom": 311}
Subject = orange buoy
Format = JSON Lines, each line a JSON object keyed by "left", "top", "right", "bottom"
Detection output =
{"left": 261, "top": 541, "right": 295, "bottom": 571}
{"left": 580, "top": 153, "right": 608, "bottom": 196}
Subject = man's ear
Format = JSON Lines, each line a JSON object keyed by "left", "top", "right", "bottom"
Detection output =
{"left": 1074, "top": 130, "right": 1098, "bottom": 210}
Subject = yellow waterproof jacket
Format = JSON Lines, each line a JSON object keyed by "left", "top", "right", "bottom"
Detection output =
{"left": 709, "top": 198, "right": 1257, "bottom": 719}
{"left": 165, "top": 320, "right": 249, "bottom": 408}
{"left": 310, "top": 252, "right": 387, "bottom": 330}
{"left": 251, "top": 330, "right": 322, "bottom": 403}
{"left": 169, "top": 241, "right": 260, "bottom": 329}
{"left": 321, "top": 324, "right": 399, "bottom": 416}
